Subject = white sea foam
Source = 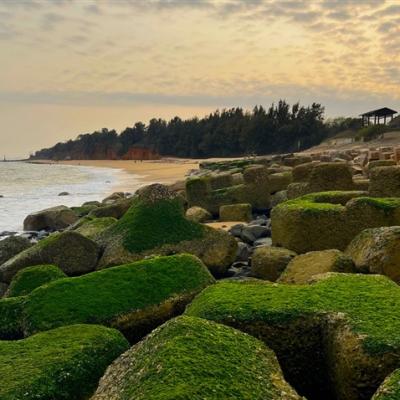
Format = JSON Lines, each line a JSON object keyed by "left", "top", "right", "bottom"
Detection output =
{"left": 0, "top": 162, "right": 142, "bottom": 232}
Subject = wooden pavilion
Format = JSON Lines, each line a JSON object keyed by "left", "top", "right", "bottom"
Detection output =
{"left": 360, "top": 107, "right": 397, "bottom": 126}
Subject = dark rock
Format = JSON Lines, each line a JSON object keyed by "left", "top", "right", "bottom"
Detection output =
{"left": 88, "top": 198, "right": 132, "bottom": 219}
{"left": 0, "top": 282, "right": 8, "bottom": 297}
{"left": 23, "top": 205, "right": 78, "bottom": 231}
{"left": 0, "top": 231, "right": 100, "bottom": 283}
{"left": 236, "top": 242, "right": 252, "bottom": 261}
{"left": 228, "top": 223, "right": 244, "bottom": 238}
{"left": 254, "top": 237, "right": 273, "bottom": 247}
{"left": 58, "top": 192, "right": 70, "bottom": 196}
{"left": 0, "top": 236, "right": 32, "bottom": 265}
{"left": 241, "top": 225, "right": 270, "bottom": 244}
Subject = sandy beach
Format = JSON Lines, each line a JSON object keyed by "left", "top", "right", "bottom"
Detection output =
{"left": 30, "top": 159, "right": 200, "bottom": 186}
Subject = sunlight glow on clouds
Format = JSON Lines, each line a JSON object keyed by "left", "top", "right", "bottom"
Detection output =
{"left": 0, "top": 0, "right": 399, "bottom": 157}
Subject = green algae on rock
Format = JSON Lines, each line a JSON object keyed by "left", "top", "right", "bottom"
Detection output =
{"left": 186, "top": 274, "right": 400, "bottom": 400}
{"left": 5, "top": 264, "right": 66, "bottom": 297}
{"left": 91, "top": 316, "right": 301, "bottom": 400}
{"left": 0, "top": 324, "right": 129, "bottom": 400}
{"left": 219, "top": 203, "right": 252, "bottom": 222}
{"left": 75, "top": 216, "right": 117, "bottom": 240}
{"left": 10, "top": 254, "right": 214, "bottom": 341}
{"left": 271, "top": 191, "right": 400, "bottom": 253}
{"left": 96, "top": 184, "right": 237, "bottom": 275}
{"left": 372, "top": 369, "right": 400, "bottom": 400}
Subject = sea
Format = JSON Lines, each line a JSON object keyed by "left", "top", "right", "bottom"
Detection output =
{"left": 0, "top": 162, "right": 142, "bottom": 233}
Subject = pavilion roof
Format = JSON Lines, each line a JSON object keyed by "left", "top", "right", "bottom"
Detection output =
{"left": 360, "top": 107, "right": 398, "bottom": 117}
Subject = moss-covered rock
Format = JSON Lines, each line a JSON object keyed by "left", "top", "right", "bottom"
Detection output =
{"left": 97, "top": 185, "right": 237, "bottom": 275}
{"left": 71, "top": 204, "right": 99, "bottom": 217}
{"left": 271, "top": 192, "right": 400, "bottom": 253}
{"left": 88, "top": 198, "right": 132, "bottom": 219}
{"left": 268, "top": 171, "right": 293, "bottom": 193}
{"left": 0, "top": 296, "right": 25, "bottom": 339}
{"left": 346, "top": 226, "right": 400, "bottom": 283}
{"left": 0, "top": 235, "right": 32, "bottom": 265}
{"left": 75, "top": 217, "right": 117, "bottom": 239}
{"left": 186, "top": 274, "right": 400, "bottom": 400}
{"left": 219, "top": 203, "right": 252, "bottom": 222}
{"left": 307, "top": 162, "right": 354, "bottom": 192}
{"left": 0, "top": 324, "right": 129, "bottom": 400}
{"left": 368, "top": 160, "right": 396, "bottom": 171}
{"left": 23, "top": 205, "right": 78, "bottom": 231}
{"left": 13, "top": 254, "right": 214, "bottom": 340}
{"left": 372, "top": 369, "right": 400, "bottom": 399}
{"left": 292, "top": 161, "right": 320, "bottom": 182}
{"left": 5, "top": 264, "right": 66, "bottom": 297}
{"left": 251, "top": 246, "right": 296, "bottom": 281}
{"left": 278, "top": 249, "right": 355, "bottom": 284}
{"left": 91, "top": 316, "right": 300, "bottom": 400}
{"left": 369, "top": 166, "right": 400, "bottom": 197}
{"left": 0, "top": 231, "right": 100, "bottom": 283}
{"left": 185, "top": 206, "right": 212, "bottom": 223}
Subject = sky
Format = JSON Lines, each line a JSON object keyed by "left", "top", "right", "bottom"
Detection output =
{"left": 0, "top": 0, "right": 399, "bottom": 158}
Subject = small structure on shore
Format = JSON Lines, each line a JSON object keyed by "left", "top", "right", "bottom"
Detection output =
{"left": 360, "top": 107, "right": 397, "bottom": 126}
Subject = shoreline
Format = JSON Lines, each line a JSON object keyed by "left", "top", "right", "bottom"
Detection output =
{"left": 28, "top": 159, "right": 199, "bottom": 188}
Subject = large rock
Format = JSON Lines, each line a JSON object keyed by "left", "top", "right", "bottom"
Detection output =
{"left": 186, "top": 274, "right": 400, "bottom": 400}
{"left": 369, "top": 166, "right": 400, "bottom": 197}
{"left": 23, "top": 205, "right": 78, "bottom": 231}
{"left": 0, "top": 324, "right": 128, "bottom": 400}
{"left": 372, "top": 369, "right": 400, "bottom": 399}
{"left": 278, "top": 249, "right": 355, "bottom": 284}
{"left": 0, "top": 231, "right": 100, "bottom": 283}
{"left": 185, "top": 206, "right": 212, "bottom": 223}
{"left": 88, "top": 198, "right": 132, "bottom": 219}
{"left": 5, "top": 264, "right": 66, "bottom": 298}
{"left": 91, "top": 316, "right": 301, "bottom": 400}
{"left": 272, "top": 192, "right": 400, "bottom": 253}
{"left": 74, "top": 217, "right": 117, "bottom": 240}
{"left": 0, "top": 236, "right": 32, "bottom": 265}
{"left": 346, "top": 226, "right": 400, "bottom": 283}
{"left": 251, "top": 246, "right": 296, "bottom": 281}
{"left": 0, "top": 254, "right": 214, "bottom": 341}
{"left": 97, "top": 184, "right": 237, "bottom": 275}
{"left": 219, "top": 203, "right": 252, "bottom": 222}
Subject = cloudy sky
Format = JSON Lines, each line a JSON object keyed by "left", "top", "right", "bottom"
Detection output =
{"left": 0, "top": 0, "right": 399, "bottom": 158}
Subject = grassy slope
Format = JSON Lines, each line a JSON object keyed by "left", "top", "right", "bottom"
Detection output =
{"left": 0, "top": 324, "right": 129, "bottom": 400}
{"left": 186, "top": 274, "right": 400, "bottom": 355}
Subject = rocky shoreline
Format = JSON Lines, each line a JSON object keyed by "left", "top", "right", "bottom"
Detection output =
{"left": 1, "top": 147, "right": 400, "bottom": 399}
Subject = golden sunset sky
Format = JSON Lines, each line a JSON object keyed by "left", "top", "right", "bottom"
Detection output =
{"left": 0, "top": 0, "right": 399, "bottom": 157}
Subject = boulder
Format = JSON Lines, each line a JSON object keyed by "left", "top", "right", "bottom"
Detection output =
{"left": 0, "top": 282, "right": 7, "bottom": 297}
{"left": 219, "top": 203, "right": 252, "bottom": 222}
{"left": 268, "top": 171, "right": 293, "bottom": 193}
{"left": 0, "top": 236, "right": 32, "bottom": 265}
{"left": 23, "top": 205, "right": 78, "bottom": 231}
{"left": 1, "top": 254, "right": 214, "bottom": 341}
{"left": 372, "top": 369, "right": 400, "bottom": 399}
{"left": 271, "top": 192, "right": 400, "bottom": 253}
{"left": 0, "top": 324, "right": 128, "bottom": 400}
{"left": 270, "top": 190, "right": 288, "bottom": 208}
{"left": 58, "top": 191, "right": 70, "bottom": 196}
{"left": 241, "top": 224, "right": 270, "bottom": 244}
{"left": 292, "top": 161, "right": 319, "bottom": 182}
{"left": 96, "top": 184, "right": 237, "bottom": 276}
{"left": 369, "top": 166, "right": 400, "bottom": 197}
{"left": 71, "top": 204, "right": 99, "bottom": 217}
{"left": 278, "top": 249, "right": 355, "bottom": 284}
{"left": 102, "top": 192, "right": 125, "bottom": 204}
{"left": 185, "top": 206, "right": 212, "bottom": 223}
{"left": 88, "top": 198, "right": 132, "bottom": 219}
{"left": 5, "top": 264, "right": 66, "bottom": 297}
{"left": 251, "top": 246, "right": 296, "bottom": 281}
{"left": 74, "top": 217, "right": 117, "bottom": 240}
{"left": 186, "top": 274, "right": 400, "bottom": 400}
{"left": 91, "top": 316, "right": 300, "bottom": 400}
{"left": 346, "top": 226, "right": 400, "bottom": 283}
{"left": 0, "top": 231, "right": 100, "bottom": 283}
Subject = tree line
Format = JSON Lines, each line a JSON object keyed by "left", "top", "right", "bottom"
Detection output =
{"left": 31, "top": 101, "right": 350, "bottom": 160}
